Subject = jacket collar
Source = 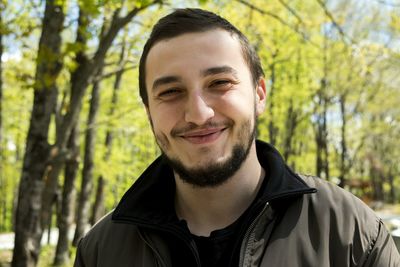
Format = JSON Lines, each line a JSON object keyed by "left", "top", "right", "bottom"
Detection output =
{"left": 255, "top": 141, "right": 316, "bottom": 203}
{"left": 112, "top": 140, "right": 316, "bottom": 226}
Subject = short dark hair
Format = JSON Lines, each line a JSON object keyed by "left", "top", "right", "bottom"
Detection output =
{"left": 138, "top": 8, "right": 264, "bottom": 106}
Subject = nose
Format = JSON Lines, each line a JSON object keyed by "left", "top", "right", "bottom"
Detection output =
{"left": 184, "top": 92, "right": 214, "bottom": 125}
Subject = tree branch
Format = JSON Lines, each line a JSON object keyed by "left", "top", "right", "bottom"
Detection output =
{"left": 374, "top": 0, "right": 400, "bottom": 7}
{"left": 94, "top": 64, "right": 137, "bottom": 82}
{"left": 235, "top": 0, "right": 320, "bottom": 47}
{"left": 315, "top": 0, "right": 354, "bottom": 44}
{"left": 277, "top": 0, "right": 304, "bottom": 24}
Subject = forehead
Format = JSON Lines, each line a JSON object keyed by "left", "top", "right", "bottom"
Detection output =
{"left": 145, "top": 29, "right": 248, "bottom": 84}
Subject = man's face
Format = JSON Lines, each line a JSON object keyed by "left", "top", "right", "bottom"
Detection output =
{"left": 145, "top": 29, "right": 266, "bottom": 187}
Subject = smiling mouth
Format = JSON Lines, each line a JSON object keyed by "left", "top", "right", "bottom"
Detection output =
{"left": 180, "top": 128, "right": 227, "bottom": 144}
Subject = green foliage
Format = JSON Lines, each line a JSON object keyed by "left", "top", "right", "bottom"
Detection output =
{"left": 1, "top": 0, "right": 400, "bottom": 258}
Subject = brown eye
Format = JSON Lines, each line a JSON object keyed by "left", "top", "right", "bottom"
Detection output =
{"left": 210, "top": 80, "right": 232, "bottom": 88}
{"left": 157, "top": 88, "right": 182, "bottom": 101}
{"left": 159, "top": 89, "right": 179, "bottom": 96}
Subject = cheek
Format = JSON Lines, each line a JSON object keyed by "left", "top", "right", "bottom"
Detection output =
{"left": 149, "top": 106, "right": 181, "bottom": 134}
{"left": 218, "top": 91, "right": 255, "bottom": 116}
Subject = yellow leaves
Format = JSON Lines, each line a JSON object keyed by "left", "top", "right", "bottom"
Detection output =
{"left": 389, "top": 11, "right": 400, "bottom": 31}
{"left": 134, "top": 0, "right": 153, "bottom": 8}
{"left": 54, "top": 0, "right": 67, "bottom": 11}
{"left": 64, "top": 42, "right": 86, "bottom": 56}
{"left": 78, "top": 0, "right": 106, "bottom": 16}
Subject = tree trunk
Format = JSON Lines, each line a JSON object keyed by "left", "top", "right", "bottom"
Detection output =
{"left": 42, "top": 6, "right": 164, "bottom": 247}
{"left": 70, "top": 1, "right": 162, "bottom": 243}
{"left": 283, "top": 99, "right": 298, "bottom": 161}
{"left": 73, "top": 66, "right": 102, "bottom": 245}
{"left": 338, "top": 94, "right": 347, "bottom": 187}
{"left": 267, "top": 55, "right": 278, "bottom": 146}
{"left": 53, "top": 125, "right": 79, "bottom": 266}
{"left": 103, "top": 37, "right": 126, "bottom": 155}
{"left": 0, "top": 3, "right": 4, "bottom": 233}
{"left": 0, "top": 0, "right": 3, "bottom": 158}
{"left": 38, "top": 5, "right": 91, "bottom": 248}
{"left": 370, "top": 166, "right": 384, "bottom": 202}
{"left": 12, "top": 1, "right": 65, "bottom": 266}
{"left": 314, "top": 31, "right": 330, "bottom": 180}
{"left": 90, "top": 176, "right": 105, "bottom": 225}
{"left": 315, "top": 85, "right": 330, "bottom": 180}
{"left": 388, "top": 169, "right": 396, "bottom": 204}
{"left": 90, "top": 40, "right": 128, "bottom": 221}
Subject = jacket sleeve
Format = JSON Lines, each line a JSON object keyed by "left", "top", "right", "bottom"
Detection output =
{"left": 363, "top": 220, "right": 400, "bottom": 266}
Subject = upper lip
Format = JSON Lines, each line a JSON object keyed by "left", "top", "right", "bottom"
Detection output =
{"left": 179, "top": 127, "right": 226, "bottom": 137}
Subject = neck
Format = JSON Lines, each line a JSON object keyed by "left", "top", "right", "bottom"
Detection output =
{"left": 174, "top": 143, "right": 265, "bottom": 237}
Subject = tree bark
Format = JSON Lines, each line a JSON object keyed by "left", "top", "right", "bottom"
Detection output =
{"left": 12, "top": 1, "right": 65, "bottom": 266}
{"left": 70, "top": 1, "right": 162, "bottom": 244}
{"left": 388, "top": 168, "right": 396, "bottom": 204}
{"left": 90, "top": 176, "right": 105, "bottom": 225}
{"left": 0, "top": 0, "right": 5, "bottom": 233}
{"left": 89, "top": 38, "right": 127, "bottom": 226}
{"left": 0, "top": 0, "right": 3, "bottom": 155}
{"left": 56, "top": 1, "right": 161, "bottom": 154}
{"left": 283, "top": 99, "right": 299, "bottom": 161}
{"left": 267, "top": 56, "right": 278, "bottom": 146}
{"left": 40, "top": 6, "right": 164, "bottom": 245}
{"left": 73, "top": 65, "right": 102, "bottom": 245}
{"left": 38, "top": 3, "right": 90, "bottom": 248}
{"left": 338, "top": 94, "right": 347, "bottom": 187}
{"left": 104, "top": 37, "right": 126, "bottom": 155}
{"left": 53, "top": 125, "right": 79, "bottom": 266}
{"left": 314, "top": 83, "right": 330, "bottom": 180}
{"left": 369, "top": 161, "right": 384, "bottom": 202}
{"left": 314, "top": 31, "right": 330, "bottom": 180}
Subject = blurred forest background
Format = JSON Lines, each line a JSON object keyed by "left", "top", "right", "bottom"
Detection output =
{"left": 0, "top": 0, "right": 399, "bottom": 266}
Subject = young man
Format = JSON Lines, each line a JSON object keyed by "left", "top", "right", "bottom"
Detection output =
{"left": 74, "top": 8, "right": 400, "bottom": 266}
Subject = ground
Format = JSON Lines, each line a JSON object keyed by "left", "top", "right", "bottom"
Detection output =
{"left": 0, "top": 245, "right": 75, "bottom": 267}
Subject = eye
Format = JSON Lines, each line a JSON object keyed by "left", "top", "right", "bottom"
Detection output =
{"left": 157, "top": 88, "right": 182, "bottom": 100}
{"left": 210, "top": 80, "right": 232, "bottom": 88}
{"left": 209, "top": 79, "right": 238, "bottom": 91}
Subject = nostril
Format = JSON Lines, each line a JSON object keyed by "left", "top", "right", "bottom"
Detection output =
{"left": 184, "top": 96, "right": 215, "bottom": 125}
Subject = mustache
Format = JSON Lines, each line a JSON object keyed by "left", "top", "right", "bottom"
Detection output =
{"left": 171, "top": 120, "right": 234, "bottom": 137}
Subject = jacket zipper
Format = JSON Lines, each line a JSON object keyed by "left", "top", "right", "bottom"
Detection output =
{"left": 116, "top": 188, "right": 316, "bottom": 267}
{"left": 239, "top": 202, "right": 270, "bottom": 266}
{"left": 230, "top": 187, "right": 317, "bottom": 266}
{"left": 139, "top": 230, "right": 168, "bottom": 267}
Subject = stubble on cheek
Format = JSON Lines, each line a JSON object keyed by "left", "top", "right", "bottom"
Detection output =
{"left": 147, "top": 115, "right": 171, "bottom": 152}
{"left": 154, "top": 131, "right": 170, "bottom": 152}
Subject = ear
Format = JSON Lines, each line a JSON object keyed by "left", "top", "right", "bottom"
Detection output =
{"left": 255, "top": 77, "right": 267, "bottom": 117}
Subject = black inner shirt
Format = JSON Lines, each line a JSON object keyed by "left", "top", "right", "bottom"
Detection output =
{"left": 191, "top": 214, "right": 245, "bottom": 267}
{"left": 189, "top": 174, "right": 269, "bottom": 267}
{"left": 170, "top": 169, "right": 270, "bottom": 267}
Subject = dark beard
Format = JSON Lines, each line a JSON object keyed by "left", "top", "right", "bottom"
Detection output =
{"left": 162, "top": 120, "right": 256, "bottom": 188}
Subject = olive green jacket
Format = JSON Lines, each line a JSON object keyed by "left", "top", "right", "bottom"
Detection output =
{"left": 74, "top": 141, "right": 400, "bottom": 267}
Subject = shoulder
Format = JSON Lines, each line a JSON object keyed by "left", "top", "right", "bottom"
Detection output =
{"left": 75, "top": 212, "right": 145, "bottom": 266}
{"left": 263, "top": 175, "right": 400, "bottom": 265}
{"left": 297, "top": 175, "right": 385, "bottom": 261}
{"left": 79, "top": 211, "right": 145, "bottom": 247}
{"left": 300, "top": 174, "right": 379, "bottom": 224}
{"left": 299, "top": 174, "right": 381, "bottom": 234}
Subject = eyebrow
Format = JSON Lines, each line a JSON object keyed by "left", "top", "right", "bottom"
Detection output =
{"left": 202, "top": 66, "right": 238, "bottom": 78}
